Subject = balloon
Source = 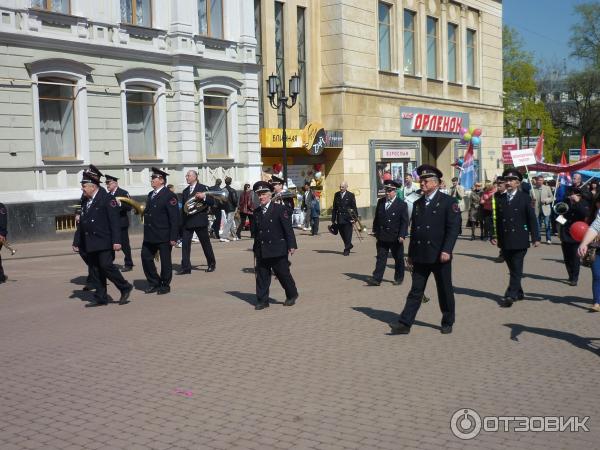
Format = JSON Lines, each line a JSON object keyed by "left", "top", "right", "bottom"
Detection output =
{"left": 273, "top": 163, "right": 283, "bottom": 173}
{"left": 468, "top": 126, "right": 475, "bottom": 134}
{"left": 472, "top": 128, "right": 482, "bottom": 137}
{"left": 471, "top": 136, "right": 481, "bottom": 146}
{"left": 460, "top": 139, "right": 467, "bottom": 145}
{"left": 458, "top": 158, "right": 464, "bottom": 166}
{"left": 460, "top": 127, "right": 468, "bottom": 136}
{"left": 382, "top": 172, "right": 392, "bottom": 181}
{"left": 463, "top": 133, "right": 472, "bottom": 141}
{"left": 314, "top": 171, "right": 322, "bottom": 180}
{"left": 314, "top": 163, "right": 323, "bottom": 172}
{"left": 570, "top": 221, "right": 589, "bottom": 242}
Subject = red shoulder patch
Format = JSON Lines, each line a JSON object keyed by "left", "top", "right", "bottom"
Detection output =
{"left": 452, "top": 203, "right": 460, "bottom": 213}
{"left": 110, "top": 200, "right": 118, "bottom": 208}
{"left": 170, "top": 197, "right": 177, "bottom": 206}
{"left": 0, "top": 207, "right": 5, "bottom": 215}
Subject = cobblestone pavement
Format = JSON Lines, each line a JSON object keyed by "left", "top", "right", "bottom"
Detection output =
{"left": 0, "top": 230, "right": 598, "bottom": 450}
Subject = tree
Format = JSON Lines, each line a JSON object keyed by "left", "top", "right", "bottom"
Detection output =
{"left": 569, "top": 1, "right": 600, "bottom": 68}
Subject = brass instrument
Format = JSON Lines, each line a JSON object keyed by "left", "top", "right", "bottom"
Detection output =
{"left": 183, "top": 189, "right": 229, "bottom": 215}
{"left": 1, "top": 241, "right": 16, "bottom": 256}
{"left": 272, "top": 190, "right": 296, "bottom": 201}
{"left": 116, "top": 196, "right": 146, "bottom": 217}
{"left": 349, "top": 209, "right": 367, "bottom": 241}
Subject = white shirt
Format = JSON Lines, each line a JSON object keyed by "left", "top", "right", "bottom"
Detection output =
{"left": 188, "top": 183, "right": 197, "bottom": 192}
{"left": 425, "top": 189, "right": 439, "bottom": 205}
{"left": 385, "top": 197, "right": 395, "bottom": 209}
{"left": 152, "top": 186, "right": 165, "bottom": 197}
{"left": 262, "top": 201, "right": 271, "bottom": 214}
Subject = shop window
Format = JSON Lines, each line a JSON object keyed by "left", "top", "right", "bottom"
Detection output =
{"left": 126, "top": 85, "right": 157, "bottom": 158}
{"left": 403, "top": 9, "right": 416, "bottom": 75}
{"left": 466, "top": 28, "right": 476, "bottom": 86}
{"left": 198, "top": 0, "right": 223, "bottom": 39}
{"left": 447, "top": 23, "right": 458, "bottom": 83}
{"left": 378, "top": 2, "right": 392, "bottom": 72}
{"left": 38, "top": 78, "right": 77, "bottom": 159}
{"left": 31, "top": 0, "right": 69, "bottom": 14}
{"left": 426, "top": 16, "right": 438, "bottom": 79}
{"left": 121, "top": 0, "right": 152, "bottom": 27}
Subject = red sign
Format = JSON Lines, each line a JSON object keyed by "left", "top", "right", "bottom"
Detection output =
{"left": 412, "top": 114, "right": 463, "bottom": 133}
{"left": 502, "top": 138, "right": 519, "bottom": 165}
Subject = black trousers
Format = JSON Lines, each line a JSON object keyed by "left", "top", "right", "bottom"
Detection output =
{"left": 0, "top": 244, "right": 4, "bottom": 279}
{"left": 399, "top": 261, "right": 455, "bottom": 328}
{"left": 561, "top": 241, "right": 580, "bottom": 282}
{"left": 373, "top": 240, "right": 404, "bottom": 282}
{"left": 211, "top": 209, "right": 222, "bottom": 237}
{"left": 255, "top": 255, "right": 298, "bottom": 304}
{"left": 181, "top": 226, "right": 215, "bottom": 271}
{"left": 237, "top": 213, "right": 254, "bottom": 238}
{"left": 310, "top": 217, "right": 320, "bottom": 235}
{"left": 503, "top": 248, "right": 527, "bottom": 299}
{"left": 338, "top": 222, "right": 353, "bottom": 250}
{"left": 120, "top": 227, "right": 133, "bottom": 267}
{"left": 141, "top": 241, "right": 173, "bottom": 288}
{"left": 87, "top": 249, "right": 130, "bottom": 301}
{"left": 79, "top": 250, "right": 98, "bottom": 287}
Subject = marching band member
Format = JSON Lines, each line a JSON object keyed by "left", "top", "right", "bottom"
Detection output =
{"left": 331, "top": 181, "right": 357, "bottom": 256}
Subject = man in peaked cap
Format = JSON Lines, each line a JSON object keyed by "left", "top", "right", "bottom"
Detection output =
{"left": 331, "top": 181, "right": 358, "bottom": 256}
{"left": 251, "top": 180, "right": 299, "bottom": 310}
{"left": 141, "top": 167, "right": 180, "bottom": 295}
{"left": 367, "top": 179, "right": 409, "bottom": 287}
{"left": 270, "top": 175, "right": 295, "bottom": 215}
{"left": 491, "top": 168, "right": 539, "bottom": 307}
{"left": 389, "top": 164, "right": 461, "bottom": 335}
{"left": 72, "top": 169, "right": 133, "bottom": 307}
{"left": 105, "top": 174, "right": 134, "bottom": 272}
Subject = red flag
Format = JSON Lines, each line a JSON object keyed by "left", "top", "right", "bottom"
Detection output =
{"left": 580, "top": 136, "right": 587, "bottom": 160}
{"left": 534, "top": 130, "right": 544, "bottom": 162}
{"left": 560, "top": 151, "right": 567, "bottom": 166}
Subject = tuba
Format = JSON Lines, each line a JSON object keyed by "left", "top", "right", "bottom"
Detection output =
{"left": 183, "top": 189, "right": 229, "bottom": 215}
{"left": 116, "top": 197, "right": 146, "bottom": 217}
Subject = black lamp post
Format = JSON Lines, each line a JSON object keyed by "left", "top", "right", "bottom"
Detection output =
{"left": 516, "top": 118, "right": 542, "bottom": 149}
{"left": 267, "top": 73, "right": 300, "bottom": 186}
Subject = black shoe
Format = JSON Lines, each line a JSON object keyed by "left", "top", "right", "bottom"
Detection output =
{"left": 568, "top": 279, "right": 578, "bottom": 286}
{"left": 389, "top": 321, "right": 411, "bottom": 334}
{"left": 121, "top": 266, "right": 133, "bottom": 273}
{"left": 470, "top": 236, "right": 475, "bottom": 241}
{"left": 517, "top": 292, "right": 524, "bottom": 300}
{"left": 343, "top": 249, "right": 350, "bottom": 256}
{"left": 0, "top": 275, "right": 6, "bottom": 284}
{"left": 82, "top": 284, "right": 94, "bottom": 291}
{"left": 85, "top": 300, "right": 108, "bottom": 308}
{"left": 392, "top": 278, "right": 403, "bottom": 286}
{"left": 118, "top": 284, "right": 133, "bottom": 305}
{"left": 441, "top": 325, "right": 453, "bottom": 334}
{"left": 144, "top": 286, "right": 159, "bottom": 294}
{"left": 206, "top": 264, "right": 216, "bottom": 273}
{"left": 255, "top": 302, "right": 270, "bottom": 310}
{"left": 500, "top": 298, "right": 514, "bottom": 308}
{"left": 494, "top": 257, "right": 504, "bottom": 263}
{"left": 284, "top": 295, "right": 298, "bottom": 306}
{"left": 176, "top": 269, "right": 191, "bottom": 275}
{"left": 157, "top": 286, "right": 170, "bottom": 295}
{"left": 366, "top": 277, "right": 381, "bottom": 286}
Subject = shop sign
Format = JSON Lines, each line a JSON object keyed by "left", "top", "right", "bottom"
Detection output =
{"left": 260, "top": 122, "right": 336, "bottom": 154}
{"left": 382, "top": 149, "right": 415, "bottom": 159}
{"left": 259, "top": 128, "right": 304, "bottom": 149}
{"left": 400, "top": 107, "right": 469, "bottom": 139}
{"left": 325, "top": 130, "right": 343, "bottom": 148}
{"left": 303, "top": 122, "right": 327, "bottom": 156}
{"left": 502, "top": 137, "right": 519, "bottom": 165}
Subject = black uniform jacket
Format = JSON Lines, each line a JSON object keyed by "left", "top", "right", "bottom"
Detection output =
{"left": 180, "top": 183, "right": 215, "bottom": 229}
{"left": 560, "top": 198, "right": 591, "bottom": 244}
{"left": 143, "top": 187, "right": 180, "bottom": 243}
{"left": 110, "top": 187, "right": 132, "bottom": 228}
{"left": 495, "top": 190, "right": 538, "bottom": 250}
{"left": 372, "top": 197, "right": 409, "bottom": 242}
{"left": 73, "top": 189, "right": 121, "bottom": 252}
{"left": 332, "top": 191, "right": 357, "bottom": 225}
{"left": 252, "top": 202, "right": 297, "bottom": 259}
{"left": 0, "top": 202, "right": 7, "bottom": 237}
{"left": 408, "top": 190, "right": 461, "bottom": 264}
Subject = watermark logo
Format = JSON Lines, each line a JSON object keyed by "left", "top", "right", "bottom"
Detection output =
{"left": 450, "top": 408, "right": 590, "bottom": 440}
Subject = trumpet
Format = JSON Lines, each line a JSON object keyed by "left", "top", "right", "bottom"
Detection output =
{"left": 183, "top": 189, "right": 229, "bottom": 215}
{"left": 1, "top": 241, "right": 16, "bottom": 256}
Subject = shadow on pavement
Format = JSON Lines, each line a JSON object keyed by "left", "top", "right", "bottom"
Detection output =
{"left": 541, "top": 257, "right": 563, "bottom": 263}
{"left": 454, "top": 286, "right": 503, "bottom": 305}
{"left": 454, "top": 252, "right": 499, "bottom": 262}
{"left": 241, "top": 267, "right": 255, "bottom": 274}
{"left": 523, "top": 272, "right": 567, "bottom": 283}
{"left": 69, "top": 290, "right": 96, "bottom": 303}
{"left": 343, "top": 272, "right": 372, "bottom": 283}
{"left": 132, "top": 279, "right": 151, "bottom": 291}
{"left": 70, "top": 275, "right": 88, "bottom": 286}
{"left": 524, "top": 292, "right": 591, "bottom": 310}
{"left": 313, "top": 249, "right": 346, "bottom": 255}
{"left": 504, "top": 323, "right": 600, "bottom": 357}
{"left": 352, "top": 307, "right": 441, "bottom": 330}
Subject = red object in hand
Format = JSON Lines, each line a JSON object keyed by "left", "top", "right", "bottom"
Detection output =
{"left": 569, "top": 221, "right": 589, "bottom": 242}
{"left": 273, "top": 163, "right": 283, "bottom": 173}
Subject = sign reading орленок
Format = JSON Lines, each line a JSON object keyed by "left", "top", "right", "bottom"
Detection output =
{"left": 400, "top": 107, "right": 470, "bottom": 139}
{"left": 510, "top": 149, "right": 536, "bottom": 167}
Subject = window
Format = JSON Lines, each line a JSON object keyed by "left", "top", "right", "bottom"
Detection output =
{"left": 203, "top": 91, "right": 229, "bottom": 157}
{"left": 31, "top": 0, "right": 69, "bottom": 14}
{"left": 467, "top": 28, "right": 476, "bottom": 85}
{"left": 38, "top": 78, "right": 76, "bottom": 159}
{"left": 121, "top": 0, "right": 152, "bottom": 27}
{"left": 297, "top": 7, "right": 308, "bottom": 128}
{"left": 274, "top": 2, "right": 285, "bottom": 128}
{"left": 254, "top": 0, "right": 264, "bottom": 129}
{"left": 447, "top": 23, "right": 458, "bottom": 83}
{"left": 403, "top": 10, "right": 415, "bottom": 75}
{"left": 198, "top": 0, "right": 223, "bottom": 39}
{"left": 378, "top": 2, "right": 392, "bottom": 72}
{"left": 126, "top": 85, "right": 156, "bottom": 158}
{"left": 426, "top": 16, "right": 438, "bottom": 79}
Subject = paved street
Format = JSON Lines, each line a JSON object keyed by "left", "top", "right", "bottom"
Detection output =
{"left": 0, "top": 230, "right": 598, "bottom": 450}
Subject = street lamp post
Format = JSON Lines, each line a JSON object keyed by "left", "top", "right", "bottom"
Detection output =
{"left": 267, "top": 73, "right": 300, "bottom": 186}
{"left": 516, "top": 118, "right": 542, "bottom": 149}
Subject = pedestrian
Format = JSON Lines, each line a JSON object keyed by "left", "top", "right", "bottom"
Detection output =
{"left": 72, "top": 168, "right": 133, "bottom": 307}
{"left": 209, "top": 178, "right": 223, "bottom": 238}
{"left": 468, "top": 182, "right": 483, "bottom": 240}
{"left": 577, "top": 192, "right": 600, "bottom": 312}
{"left": 449, "top": 177, "right": 466, "bottom": 212}
{"left": 141, "top": 167, "right": 179, "bottom": 295}
{"left": 105, "top": 174, "right": 135, "bottom": 271}
{"left": 389, "top": 165, "right": 461, "bottom": 335}
{"left": 177, "top": 170, "right": 216, "bottom": 275}
{"left": 492, "top": 176, "right": 507, "bottom": 262}
{"left": 220, "top": 176, "right": 239, "bottom": 242}
{"left": 530, "top": 175, "right": 554, "bottom": 244}
{"left": 270, "top": 175, "right": 295, "bottom": 215}
{"left": 237, "top": 183, "right": 255, "bottom": 239}
{"left": 309, "top": 194, "right": 321, "bottom": 236}
{"left": 332, "top": 181, "right": 357, "bottom": 256}
{"left": 402, "top": 173, "right": 418, "bottom": 198}
{"left": 252, "top": 181, "right": 299, "bottom": 310}
{"left": 301, "top": 182, "right": 315, "bottom": 231}
{"left": 0, "top": 201, "right": 8, "bottom": 284}
{"left": 559, "top": 187, "right": 590, "bottom": 286}
{"left": 572, "top": 173, "right": 592, "bottom": 202}
{"left": 480, "top": 180, "right": 496, "bottom": 239}
{"left": 367, "top": 180, "right": 409, "bottom": 286}
{"left": 491, "top": 168, "right": 539, "bottom": 308}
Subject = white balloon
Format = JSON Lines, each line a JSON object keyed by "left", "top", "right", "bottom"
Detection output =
{"left": 314, "top": 171, "right": 322, "bottom": 180}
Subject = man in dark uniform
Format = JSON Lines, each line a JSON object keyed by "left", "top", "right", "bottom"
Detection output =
{"left": 210, "top": 178, "right": 223, "bottom": 238}
{"left": 177, "top": 169, "right": 216, "bottom": 275}
{"left": 491, "top": 168, "right": 539, "bottom": 308}
{"left": 72, "top": 169, "right": 133, "bottom": 307}
{"left": 105, "top": 174, "right": 134, "bottom": 272}
{"left": 389, "top": 165, "right": 461, "bottom": 334}
{"left": 332, "top": 181, "right": 357, "bottom": 256}
{"left": 367, "top": 180, "right": 409, "bottom": 286}
{"left": 270, "top": 175, "right": 295, "bottom": 214}
{"left": 141, "top": 167, "right": 179, "bottom": 295}
{"left": 252, "top": 181, "right": 299, "bottom": 310}
{"left": 492, "top": 176, "right": 507, "bottom": 263}
{"left": 0, "top": 201, "right": 8, "bottom": 283}
{"left": 559, "top": 186, "right": 590, "bottom": 286}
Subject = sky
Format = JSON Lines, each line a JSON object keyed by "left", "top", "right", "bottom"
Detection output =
{"left": 503, "top": 0, "right": 588, "bottom": 73}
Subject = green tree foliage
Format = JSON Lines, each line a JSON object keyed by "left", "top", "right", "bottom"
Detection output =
{"left": 569, "top": 1, "right": 600, "bottom": 68}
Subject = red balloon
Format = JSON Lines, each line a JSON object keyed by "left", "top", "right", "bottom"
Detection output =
{"left": 272, "top": 163, "right": 283, "bottom": 173}
{"left": 382, "top": 172, "right": 392, "bottom": 181}
{"left": 569, "top": 221, "right": 589, "bottom": 242}
{"left": 314, "top": 163, "right": 323, "bottom": 172}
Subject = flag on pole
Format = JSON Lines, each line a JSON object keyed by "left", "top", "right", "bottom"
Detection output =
{"left": 533, "top": 130, "right": 545, "bottom": 162}
{"left": 580, "top": 136, "right": 587, "bottom": 160}
{"left": 459, "top": 141, "right": 475, "bottom": 188}
{"left": 555, "top": 151, "right": 571, "bottom": 202}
